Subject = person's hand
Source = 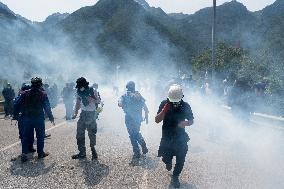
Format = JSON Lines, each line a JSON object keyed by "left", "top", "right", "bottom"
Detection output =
{"left": 72, "top": 114, "right": 77, "bottom": 119}
{"left": 12, "top": 116, "right": 18, "bottom": 121}
{"left": 162, "top": 103, "right": 170, "bottom": 113}
{"left": 178, "top": 121, "right": 188, "bottom": 128}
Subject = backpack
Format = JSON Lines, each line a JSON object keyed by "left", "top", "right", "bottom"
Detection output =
{"left": 23, "top": 89, "right": 45, "bottom": 116}
{"left": 122, "top": 91, "right": 144, "bottom": 116}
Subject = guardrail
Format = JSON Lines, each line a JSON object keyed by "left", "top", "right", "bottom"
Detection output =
{"left": 0, "top": 100, "right": 4, "bottom": 114}
{"left": 222, "top": 105, "right": 284, "bottom": 126}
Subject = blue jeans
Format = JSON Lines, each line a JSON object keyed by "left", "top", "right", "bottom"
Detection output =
{"left": 22, "top": 117, "right": 45, "bottom": 155}
{"left": 125, "top": 116, "right": 145, "bottom": 155}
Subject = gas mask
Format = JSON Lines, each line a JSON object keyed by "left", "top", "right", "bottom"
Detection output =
{"left": 80, "top": 87, "right": 85, "bottom": 92}
{"left": 172, "top": 101, "right": 182, "bottom": 109}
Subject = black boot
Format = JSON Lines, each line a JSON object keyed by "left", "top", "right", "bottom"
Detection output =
{"left": 171, "top": 176, "right": 180, "bottom": 188}
{"left": 72, "top": 152, "right": 86, "bottom": 159}
{"left": 28, "top": 147, "right": 36, "bottom": 153}
{"left": 91, "top": 148, "right": 98, "bottom": 161}
{"left": 21, "top": 154, "right": 28, "bottom": 163}
{"left": 38, "top": 152, "right": 49, "bottom": 159}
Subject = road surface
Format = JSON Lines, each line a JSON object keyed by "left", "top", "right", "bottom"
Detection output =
{"left": 0, "top": 88, "right": 283, "bottom": 189}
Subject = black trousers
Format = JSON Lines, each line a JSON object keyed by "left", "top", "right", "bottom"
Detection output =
{"left": 158, "top": 138, "right": 188, "bottom": 176}
{"left": 4, "top": 100, "right": 13, "bottom": 116}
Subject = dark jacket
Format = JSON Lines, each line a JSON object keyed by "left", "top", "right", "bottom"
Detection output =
{"left": 13, "top": 88, "right": 54, "bottom": 121}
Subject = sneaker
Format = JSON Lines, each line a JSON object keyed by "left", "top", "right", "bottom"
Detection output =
{"left": 171, "top": 176, "right": 180, "bottom": 188}
{"left": 38, "top": 152, "right": 49, "bottom": 159}
{"left": 21, "top": 154, "right": 28, "bottom": 163}
{"left": 130, "top": 156, "right": 139, "bottom": 166}
{"left": 71, "top": 153, "right": 86, "bottom": 160}
{"left": 44, "top": 134, "right": 51, "bottom": 138}
{"left": 133, "top": 153, "right": 141, "bottom": 159}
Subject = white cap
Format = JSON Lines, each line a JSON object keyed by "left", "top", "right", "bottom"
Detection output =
{"left": 168, "top": 84, "right": 183, "bottom": 102}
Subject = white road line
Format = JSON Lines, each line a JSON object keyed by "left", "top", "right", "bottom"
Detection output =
{"left": 0, "top": 121, "right": 67, "bottom": 153}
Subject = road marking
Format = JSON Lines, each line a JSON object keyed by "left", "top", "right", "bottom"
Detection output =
{"left": 0, "top": 121, "right": 67, "bottom": 153}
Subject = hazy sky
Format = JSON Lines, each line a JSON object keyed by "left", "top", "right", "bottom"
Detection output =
{"left": 1, "top": 0, "right": 276, "bottom": 22}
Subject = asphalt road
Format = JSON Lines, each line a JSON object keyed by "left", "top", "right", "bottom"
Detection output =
{"left": 0, "top": 88, "right": 283, "bottom": 189}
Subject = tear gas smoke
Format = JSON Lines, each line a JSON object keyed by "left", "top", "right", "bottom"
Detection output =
{"left": 0, "top": 2, "right": 284, "bottom": 188}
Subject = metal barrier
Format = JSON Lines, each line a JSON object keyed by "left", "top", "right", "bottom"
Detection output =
{"left": 222, "top": 105, "right": 284, "bottom": 126}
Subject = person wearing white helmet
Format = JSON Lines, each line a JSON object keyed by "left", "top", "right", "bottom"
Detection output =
{"left": 155, "top": 84, "right": 194, "bottom": 188}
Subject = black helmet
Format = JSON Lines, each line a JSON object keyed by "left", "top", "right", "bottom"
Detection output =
{"left": 21, "top": 83, "right": 31, "bottom": 91}
{"left": 31, "top": 77, "right": 43, "bottom": 88}
{"left": 126, "top": 81, "right": 135, "bottom": 92}
{"left": 76, "top": 77, "right": 89, "bottom": 89}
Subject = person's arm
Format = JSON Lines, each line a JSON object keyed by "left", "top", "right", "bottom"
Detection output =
{"left": 43, "top": 94, "right": 55, "bottom": 125}
{"left": 13, "top": 95, "right": 23, "bottom": 120}
{"left": 72, "top": 98, "right": 81, "bottom": 119}
{"left": 178, "top": 103, "right": 194, "bottom": 128}
{"left": 118, "top": 96, "right": 123, "bottom": 108}
{"left": 178, "top": 120, "right": 194, "bottom": 128}
{"left": 155, "top": 102, "right": 170, "bottom": 123}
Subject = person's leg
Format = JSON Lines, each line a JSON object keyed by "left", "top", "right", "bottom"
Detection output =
{"left": 18, "top": 117, "right": 24, "bottom": 144}
{"left": 34, "top": 118, "right": 45, "bottom": 156}
{"left": 4, "top": 101, "right": 9, "bottom": 117}
{"left": 21, "top": 117, "right": 33, "bottom": 162}
{"left": 125, "top": 119, "right": 140, "bottom": 156}
{"left": 28, "top": 127, "right": 35, "bottom": 152}
{"left": 22, "top": 118, "right": 32, "bottom": 155}
{"left": 64, "top": 103, "right": 69, "bottom": 119}
{"left": 171, "top": 144, "right": 188, "bottom": 188}
{"left": 65, "top": 102, "right": 73, "bottom": 120}
{"left": 135, "top": 123, "right": 148, "bottom": 154}
{"left": 68, "top": 102, "right": 74, "bottom": 119}
{"left": 8, "top": 100, "right": 13, "bottom": 116}
{"left": 162, "top": 148, "right": 174, "bottom": 171}
{"left": 72, "top": 112, "right": 87, "bottom": 159}
{"left": 87, "top": 119, "right": 98, "bottom": 160}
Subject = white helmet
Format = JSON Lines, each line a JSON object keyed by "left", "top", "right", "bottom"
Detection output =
{"left": 168, "top": 84, "right": 183, "bottom": 102}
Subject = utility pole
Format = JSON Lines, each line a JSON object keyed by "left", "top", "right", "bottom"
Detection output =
{"left": 212, "top": 0, "right": 217, "bottom": 81}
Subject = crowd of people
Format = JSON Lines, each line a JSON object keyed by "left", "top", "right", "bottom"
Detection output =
{"left": 0, "top": 76, "right": 196, "bottom": 188}
{"left": 0, "top": 73, "right": 274, "bottom": 188}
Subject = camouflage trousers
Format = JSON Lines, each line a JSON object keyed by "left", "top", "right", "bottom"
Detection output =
{"left": 76, "top": 111, "right": 97, "bottom": 154}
